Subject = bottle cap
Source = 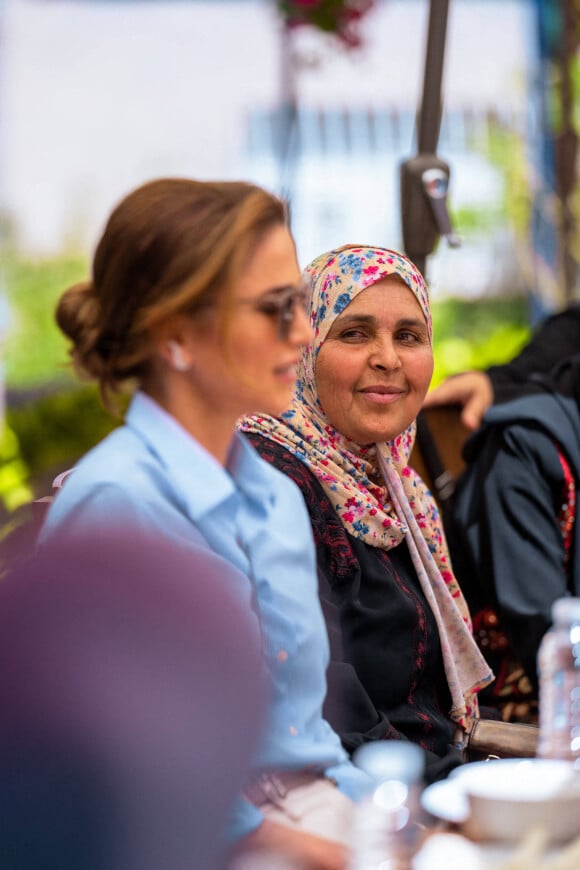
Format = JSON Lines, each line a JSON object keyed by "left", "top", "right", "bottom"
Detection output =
{"left": 552, "top": 596, "right": 580, "bottom": 626}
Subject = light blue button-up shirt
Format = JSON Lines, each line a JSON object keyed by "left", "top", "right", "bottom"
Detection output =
{"left": 40, "top": 392, "right": 370, "bottom": 841}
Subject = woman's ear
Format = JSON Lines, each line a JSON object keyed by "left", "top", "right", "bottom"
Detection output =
{"left": 153, "top": 317, "right": 195, "bottom": 373}
{"left": 165, "top": 340, "right": 191, "bottom": 372}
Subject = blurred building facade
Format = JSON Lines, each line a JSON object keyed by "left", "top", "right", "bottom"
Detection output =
{"left": 1, "top": 0, "right": 536, "bottom": 297}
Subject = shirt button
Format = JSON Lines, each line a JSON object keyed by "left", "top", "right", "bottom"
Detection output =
{"left": 289, "top": 725, "right": 298, "bottom": 736}
{"left": 276, "top": 649, "right": 289, "bottom": 662}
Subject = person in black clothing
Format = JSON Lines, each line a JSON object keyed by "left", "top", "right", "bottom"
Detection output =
{"left": 424, "top": 303, "right": 580, "bottom": 720}
{"left": 240, "top": 244, "right": 493, "bottom": 784}
{"left": 452, "top": 354, "right": 580, "bottom": 683}
{"left": 423, "top": 303, "right": 580, "bottom": 429}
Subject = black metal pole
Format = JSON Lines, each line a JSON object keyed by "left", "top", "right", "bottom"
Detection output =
{"left": 278, "top": 23, "right": 298, "bottom": 213}
{"left": 417, "top": 0, "right": 450, "bottom": 155}
{"left": 401, "top": 0, "right": 453, "bottom": 277}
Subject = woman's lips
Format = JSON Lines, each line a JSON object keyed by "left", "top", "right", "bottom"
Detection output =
{"left": 274, "top": 360, "right": 299, "bottom": 383}
{"left": 359, "top": 385, "right": 405, "bottom": 404}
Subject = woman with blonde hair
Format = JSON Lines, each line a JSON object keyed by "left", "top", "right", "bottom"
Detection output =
{"left": 40, "top": 181, "right": 370, "bottom": 869}
{"left": 241, "top": 244, "right": 493, "bottom": 783}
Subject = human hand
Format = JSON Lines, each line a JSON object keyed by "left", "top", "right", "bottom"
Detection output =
{"left": 423, "top": 371, "right": 494, "bottom": 430}
{"left": 237, "top": 818, "right": 349, "bottom": 870}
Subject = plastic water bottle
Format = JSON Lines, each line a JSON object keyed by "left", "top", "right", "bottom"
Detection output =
{"left": 349, "top": 741, "right": 425, "bottom": 870}
{"left": 537, "top": 597, "right": 580, "bottom": 768}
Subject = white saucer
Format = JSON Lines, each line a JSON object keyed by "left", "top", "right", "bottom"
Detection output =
{"left": 420, "top": 778, "right": 469, "bottom": 824}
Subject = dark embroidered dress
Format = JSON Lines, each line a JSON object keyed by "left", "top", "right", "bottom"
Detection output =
{"left": 247, "top": 434, "right": 462, "bottom": 782}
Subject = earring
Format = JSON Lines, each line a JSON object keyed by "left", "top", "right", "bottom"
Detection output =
{"left": 167, "top": 340, "right": 191, "bottom": 372}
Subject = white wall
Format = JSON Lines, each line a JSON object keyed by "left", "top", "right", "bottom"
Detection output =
{"left": 0, "top": 0, "right": 532, "bottom": 287}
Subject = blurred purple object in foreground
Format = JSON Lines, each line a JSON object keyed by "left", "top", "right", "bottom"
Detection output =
{"left": 0, "top": 529, "right": 266, "bottom": 870}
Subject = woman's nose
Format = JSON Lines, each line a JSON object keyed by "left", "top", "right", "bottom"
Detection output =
{"left": 290, "top": 304, "right": 313, "bottom": 347}
{"left": 370, "top": 338, "right": 401, "bottom": 371}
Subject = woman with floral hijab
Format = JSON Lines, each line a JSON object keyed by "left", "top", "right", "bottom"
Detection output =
{"left": 240, "top": 244, "right": 493, "bottom": 783}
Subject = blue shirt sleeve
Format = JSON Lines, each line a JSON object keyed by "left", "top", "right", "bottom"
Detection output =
{"left": 224, "top": 796, "right": 264, "bottom": 844}
{"left": 41, "top": 479, "right": 204, "bottom": 550}
{"left": 325, "top": 761, "right": 373, "bottom": 803}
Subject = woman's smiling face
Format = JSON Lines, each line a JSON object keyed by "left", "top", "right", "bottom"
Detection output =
{"left": 314, "top": 276, "right": 434, "bottom": 445}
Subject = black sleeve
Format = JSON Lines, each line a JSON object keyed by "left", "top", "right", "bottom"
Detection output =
{"left": 465, "top": 424, "right": 569, "bottom": 688}
{"left": 316, "top": 555, "right": 404, "bottom": 750}
{"left": 487, "top": 305, "right": 580, "bottom": 404}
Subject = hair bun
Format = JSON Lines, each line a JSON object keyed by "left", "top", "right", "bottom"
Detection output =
{"left": 56, "top": 281, "right": 106, "bottom": 378}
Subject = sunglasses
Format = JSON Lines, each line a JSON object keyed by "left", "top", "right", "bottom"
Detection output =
{"left": 238, "top": 279, "right": 311, "bottom": 340}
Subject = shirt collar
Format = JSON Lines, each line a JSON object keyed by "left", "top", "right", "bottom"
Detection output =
{"left": 126, "top": 392, "right": 275, "bottom": 518}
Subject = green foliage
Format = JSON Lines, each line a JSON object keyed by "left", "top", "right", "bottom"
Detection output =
{"left": 0, "top": 249, "right": 87, "bottom": 513}
{"left": 6, "top": 386, "right": 119, "bottom": 499}
{"left": 480, "top": 122, "right": 531, "bottom": 240}
{"left": 450, "top": 204, "right": 503, "bottom": 236}
{"left": 0, "top": 424, "right": 33, "bottom": 512}
{"left": 430, "top": 295, "right": 531, "bottom": 387}
{"left": 3, "top": 250, "right": 88, "bottom": 388}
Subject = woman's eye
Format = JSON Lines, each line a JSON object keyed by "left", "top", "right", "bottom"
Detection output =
{"left": 339, "top": 328, "right": 368, "bottom": 341}
{"left": 397, "top": 330, "right": 421, "bottom": 343}
{"left": 257, "top": 301, "right": 281, "bottom": 316}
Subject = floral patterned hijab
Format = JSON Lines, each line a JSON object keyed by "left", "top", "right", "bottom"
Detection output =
{"left": 240, "top": 244, "right": 492, "bottom": 729}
